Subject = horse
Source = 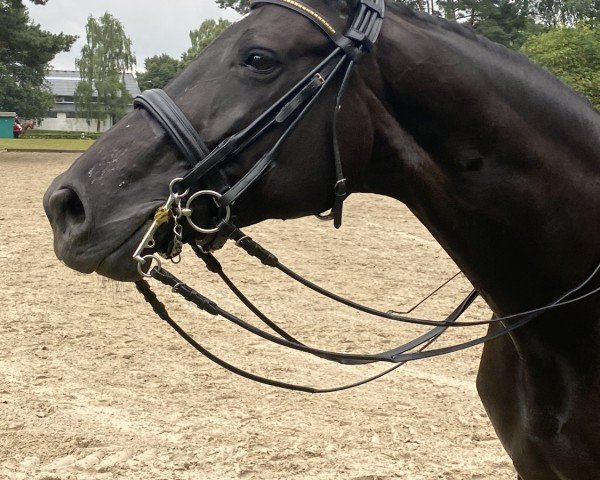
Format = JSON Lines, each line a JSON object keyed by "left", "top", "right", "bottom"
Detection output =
{"left": 14, "top": 119, "right": 34, "bottom": 138}
{"left": 22, "top": 120, "right": 34, "bottom": 133}
{"left": 43, "top": 0, "right": 600, "bottom": 478}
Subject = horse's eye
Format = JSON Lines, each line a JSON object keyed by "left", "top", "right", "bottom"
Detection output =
{"left": 244, "top": 53, "right": 276, "bottom": 73}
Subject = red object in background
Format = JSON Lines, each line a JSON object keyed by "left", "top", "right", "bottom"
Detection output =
{"left": 13, "top": 119, "right": 23, "bottom": 138}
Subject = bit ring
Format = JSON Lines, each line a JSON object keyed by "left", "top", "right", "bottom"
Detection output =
{"left": 137, "top": 254, "right": 162, "bottom": 278}
{"left": 183, "top": 190, "right": 231, "bottom": 234}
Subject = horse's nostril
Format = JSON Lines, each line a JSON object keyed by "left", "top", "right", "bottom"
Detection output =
{"left": 64, "top": 190, "right": 85, "bottom": 225}
{"left": 48, "top": 187, "right": 86, "bottom": 232}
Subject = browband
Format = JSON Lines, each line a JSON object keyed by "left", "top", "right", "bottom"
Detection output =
{"left": 252, "top": 0, "right": 338, "bottom": 35}
{"left": 250, "top": 0, "right": 356, "bottom": 57}
{"left": 251, "top": 0, "right": 384, "bottom": 60}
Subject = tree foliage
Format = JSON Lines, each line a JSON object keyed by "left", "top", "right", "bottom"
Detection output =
{"left": 137, "top": 19, "right": 231, "bottom": 90}
{"left": 0, "top": 0, "right": 76, "bottom": 121}
{"left": 215, "top": 0, "right": 250, "bottom": 14}
{"left": 137, "top": 54, "right": 182, "bottom": 90}
{"left": 438, "top": 0, "right": 543, "bottom": 47}
{"left": 181, "top": 19, "right": 232, "bottom": 68}
{"left": 531, "top": 0, "right": 599, "bottom": 27}
{"left": 522, "top": 23, "right": 600, "bottom": 109}
{"left": 75, "top": 12, "right": 136, "bottom": 131}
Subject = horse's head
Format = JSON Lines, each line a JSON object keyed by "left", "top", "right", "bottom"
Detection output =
{"left": 44, "top": 0, "right": 381, "bottom": 281}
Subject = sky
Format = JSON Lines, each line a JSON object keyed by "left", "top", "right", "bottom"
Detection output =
{"left": 27, "top": 0, "right": 241, "bottom": 72}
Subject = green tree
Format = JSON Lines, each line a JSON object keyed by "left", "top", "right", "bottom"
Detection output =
{"left": 521, "top": 23, "right": 600, "bottom": 109}
{"left": 0, "top": 0, "right": 76, "bottom": 121}
{"left": 531, "top": 0, "right": 599, "bottom": 27}
{"left": 181, "top": 19, "right": 232, "bottom": 68}
{"left": 215, "top": 0, "right": 249, "bottom": 14}
{"left": 441, "top": 0, "right": 541, "bottom": 47}
{"left": 75, "top": 12, "right": 136, "bottom": 131}
{"left": 137, "top": 54, "right": 181, "bottom": 90}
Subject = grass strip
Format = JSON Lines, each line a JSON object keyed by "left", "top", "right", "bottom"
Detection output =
{"left": 0, "top": 138, "right": 95, "bottom": 151}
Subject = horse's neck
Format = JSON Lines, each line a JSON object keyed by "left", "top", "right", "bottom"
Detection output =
{"left": 375, "top": 8, "right": 600, "bottom": 161}
{"left": 360, "top": 8, "right": 600, "bottom": 315}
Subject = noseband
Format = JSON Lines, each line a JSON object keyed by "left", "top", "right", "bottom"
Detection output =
{"left": 131, "top": 0, "right": 600, "bottom": 392}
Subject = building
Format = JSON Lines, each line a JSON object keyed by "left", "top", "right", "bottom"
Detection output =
{"left": 0, "top": 112, "right": 17, "bottom": 139}
{"left": 39, "top": 70, "right": 141, "bottom": 132}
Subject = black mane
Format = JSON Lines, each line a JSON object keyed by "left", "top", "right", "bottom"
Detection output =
{"left": 388, "top": 1, "right": 478, "bottom": 40}
{"left": 387, "top": 1, "right": 530, "bottom": 58}
{"left": 386, "top": 1, "right": 597, "bottom": 110}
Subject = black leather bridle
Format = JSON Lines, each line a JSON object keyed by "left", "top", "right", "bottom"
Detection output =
{"left": 134, "top": 0, "right": 384, "bottom": 238}
{"left": 131, "top": 0, "right": 600, "bottom": 393}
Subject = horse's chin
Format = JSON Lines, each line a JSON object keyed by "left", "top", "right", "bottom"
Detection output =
{"left": 95, "top": 241, "right": 145, "bottom": 282}
{"left": 96, "top": 215, "right": 191, "bottom": 282}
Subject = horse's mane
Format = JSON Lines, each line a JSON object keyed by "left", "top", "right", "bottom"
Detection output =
{"left": 387, "top": 1, "right": 526, "bottom": 60}
{"left": 326, "top": 0, "right": 528, "bottom": 62}
{"left": 385, "top": 1, "right": 598, "bottom": 111}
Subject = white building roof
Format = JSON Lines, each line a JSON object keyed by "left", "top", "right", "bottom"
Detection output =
{"left": 46, "top": 70, "right": 141, "bottom": 98}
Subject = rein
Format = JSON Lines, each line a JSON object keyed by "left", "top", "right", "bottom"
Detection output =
{"left": 131, "top": 0, "right": 600, "bottom": 392}
{"left": 135, "top": 222, "right": 600, "bottom": 391}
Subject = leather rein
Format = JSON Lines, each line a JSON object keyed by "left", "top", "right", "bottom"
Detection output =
{"left": 131, "top": 0, "right": 600, "bottom": 393}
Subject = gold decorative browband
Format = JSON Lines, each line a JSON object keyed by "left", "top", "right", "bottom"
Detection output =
{"left": 278, "top": 0, "right": 336, "bottom": 34}
{"left": 251, "top": 0, "right": 338, "bottom": 37}
{"left": 250, "top": 0, "right": 385, "bottom": 61}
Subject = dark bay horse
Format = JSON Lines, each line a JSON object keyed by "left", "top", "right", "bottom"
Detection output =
{"left": 43, "top": 1, "right": 600, "bottom": 478}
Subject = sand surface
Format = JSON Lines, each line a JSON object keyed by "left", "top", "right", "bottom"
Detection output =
{"left": 0, "top": 151, "right": 515, "bottom": 479}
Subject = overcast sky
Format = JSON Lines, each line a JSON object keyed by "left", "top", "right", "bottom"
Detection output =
{"left": 28, "top": 0, "right": 240, "bottom": 72}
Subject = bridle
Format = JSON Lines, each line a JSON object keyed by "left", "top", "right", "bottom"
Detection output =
{"left": 132, "top": 0, "right": 385, "bottom": 268}
{"left": 131, "top": 0, "right": 600, "bottom": 392}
